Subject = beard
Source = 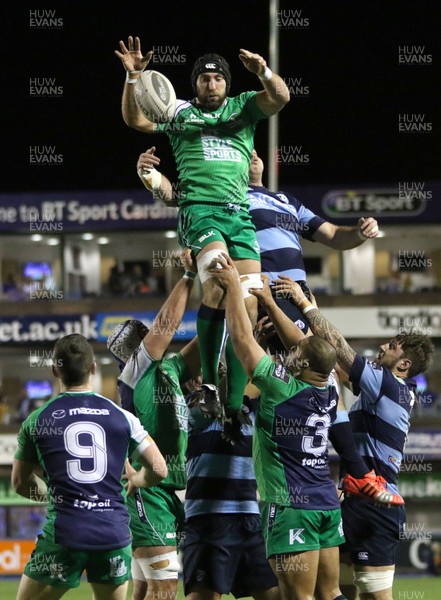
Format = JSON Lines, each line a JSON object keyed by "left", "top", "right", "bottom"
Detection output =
{"left": 197, "top": 92, "right": 226, "bottom": 111}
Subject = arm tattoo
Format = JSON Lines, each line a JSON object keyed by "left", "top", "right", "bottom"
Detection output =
{"left": 307, "top": 310, "right": 356, "bottom": 373}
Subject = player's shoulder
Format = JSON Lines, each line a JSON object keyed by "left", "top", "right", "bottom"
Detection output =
{"left": 228, "top": 90, "right": 257, "bottom": 106}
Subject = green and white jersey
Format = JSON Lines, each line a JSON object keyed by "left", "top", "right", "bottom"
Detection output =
{"left": 157, "top": 91, "right": 267, "bottom": 207}
{"left": 118, "top": 343, "right": 191, "bottom": 490}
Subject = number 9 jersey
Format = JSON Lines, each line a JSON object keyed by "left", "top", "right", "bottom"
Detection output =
{"left": 14, "top": 391, "right": 150, "bottom": 551}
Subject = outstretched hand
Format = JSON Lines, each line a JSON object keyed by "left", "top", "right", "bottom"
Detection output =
{"left": 137, "top": 147, "right": 161, "bottom": 172}
{"left": 239, "top": 49, "right": 267, "bottom": 76}
{"left": 249, "top": 274, "right": 274, "bottom": 306}
{"left": 272, "top": 276, "right": 307, "bottom": 304}
{"left": 207, "top": 253, "right": 240, "bottom": 288}
{"left": 358, "top": 217, "right": 379, "bottom": 239}
{"left": 115, "top": 36, "right": 153, "bottom": 73}
{"left": 181, "top": 248, "right": 197, "bottom": 274}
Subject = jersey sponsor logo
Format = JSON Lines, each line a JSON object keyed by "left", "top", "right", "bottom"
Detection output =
{"left": 109, "top": 555, "right": 128, "bottom": 578}
{"left": 198, "top": 230, "right": 215, "bottom": 243}
{"left": 68, "top": 407, "right": 110, "bottom": 416}
{"left": 201, "top": 135, "right": 242, "bottom": 162}
{"left": 289, "top": 528, "right": 306, "bottom": 545}
{"left": 295, "top": 319, "right": 305, "bottom": 330}
{"left": 301, "top": 456, "right": 327, "bottom": 468}
{"left": 358, "top": 551, "right": 369, "bottom": 561}
{"left": 52, "top": 409, "right": 66, "bottom": 419}
{"left": 73, "top": 495, "right": 112, "bottom": 511}
{"left": 272, "top": 363, "right": 289, "bottom": 383}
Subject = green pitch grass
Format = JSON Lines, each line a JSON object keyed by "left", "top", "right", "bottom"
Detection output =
{"left": 0, "top": 577, "right": 439, "bottom": 599}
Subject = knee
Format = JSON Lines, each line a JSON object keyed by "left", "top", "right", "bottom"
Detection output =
{"left": 201, "top": 278, "right": 225, "bottom": 307}
{"left": 136, "top": 551, "right": 181, "bottom": 584}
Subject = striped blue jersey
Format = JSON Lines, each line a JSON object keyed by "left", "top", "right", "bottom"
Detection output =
{"left": 247, "top": 185, "right": 325, "bottom": 282}
{"left": 15, "top": 392, "right": 150, "bottom": 550}
{"left": 185, "top": 397, "right": 259, "bottom": 518}
{"left": 348, "top": 355, "right": 417, "bottom": 496}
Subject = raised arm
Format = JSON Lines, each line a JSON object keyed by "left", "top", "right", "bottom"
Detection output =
{"left": 312, "top": 217, "right": 379, "bottom": 250}
{"left": 287, "top": 281, "right": 357, "bottom": 374}
{"left": 239, "top": 48, "right": 290, "bottom": 116}
{"left": 143, "top": 249, "right": 197, "bottom": 361}
{"left": 137, "top": 147, "right": 177, "bottom": 206}
{"left": 115, "top": 36, "right": 158, "bottom": 132}
{"left": 250, "top": 275, "right": 306, "bottom": 350}
{"left": 209, "top": 254, "right": 266, "bottom": 378}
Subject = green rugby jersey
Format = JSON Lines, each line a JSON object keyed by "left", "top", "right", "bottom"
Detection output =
{"left": 157, "top": 91, "right": 267, "bottom": 207}
{"left": 119, "top": 343, "right": 191, "bottom": 490}
{"left": 252, "top": 355, "right": 340, "bottom": 510}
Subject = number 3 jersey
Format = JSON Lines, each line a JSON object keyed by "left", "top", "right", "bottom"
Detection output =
{"left": 252, "top": 355, "right": 340, "bottom": 510}
{"left": 14, "top": 392, "right": 150, "bottom": 550}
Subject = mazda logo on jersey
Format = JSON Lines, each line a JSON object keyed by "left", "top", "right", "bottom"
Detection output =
{"left": 52, "top": 409, "right": 65, "bottom": 419}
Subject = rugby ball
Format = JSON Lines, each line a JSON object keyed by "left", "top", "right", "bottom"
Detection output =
{"left": 134, "top": 70, "right": 176, "bottom": 123}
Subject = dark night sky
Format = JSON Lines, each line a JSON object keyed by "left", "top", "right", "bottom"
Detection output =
{"left": 4, "top": 0, "right": 440, "bottom": 194}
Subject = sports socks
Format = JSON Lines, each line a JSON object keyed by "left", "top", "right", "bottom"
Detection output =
{"left": 224, "top": 335, "right": 248, "bottom": 414}
{"left": 329, "top": 410, "right": 370, "bottom": 478}
{"left": 196, "top": 304, "right": 226, "bottom": 386}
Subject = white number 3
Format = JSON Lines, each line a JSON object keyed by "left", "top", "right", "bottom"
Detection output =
{"left": 301, "top": 413, "right": 331, "bottom": 457}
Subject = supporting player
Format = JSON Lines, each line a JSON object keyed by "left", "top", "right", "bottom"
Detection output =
{"left": 248, "top": 148, "right": 379, "bottom": 336}
{"left": 286, "top": 280, "right": 435, "bottom": 600}
{"left": 12, "top": 334, "right": 167, "bottom": 600}
{"left": 251, "top": 276, "right": 405, "bottom": 508}
{"left": 182, "top": 376, "right": 279, "bottom": 600}
{"left": 107, "top": 250, "right": 201, "bottom": 600}
{"left": 209, "top": 254, "right": 348, "bottom": 600}
{"left": 115, "top": 35, "right": 289, "bottom": 428}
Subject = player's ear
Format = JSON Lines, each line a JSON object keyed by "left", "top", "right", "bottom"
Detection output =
{"left": 91, "top": 361, "right": 97, "bottom": 375}
{"left": 397, "top": 357, "right": 412, "bottom": 374}
{"left": 52, "top": 364, "right": 60, "bottom": 378}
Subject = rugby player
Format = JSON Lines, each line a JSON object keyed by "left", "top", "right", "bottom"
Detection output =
{"left": 115, "top": 35, "right": 289, "bottom": 427}
{"left": 12, "top": 334, "right": 166, "bottom": 600}
{"left": 286, "top": 279, "right": 435, "bottom": 600}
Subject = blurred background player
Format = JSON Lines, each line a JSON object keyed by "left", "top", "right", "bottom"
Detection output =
{"left": 286, "top": 280, "right": 435, "bottom": 600}
{"left": 115, "top": 35, "right": 290, "bottom": 430}
{"left": 12, "top": 334, "right": 166, "bottom": 600}
{"left": 209, "top": 254, "right": 348, "bottom": 600}
{"left": 107, "top": 250, "right": 201, "bottom": 600}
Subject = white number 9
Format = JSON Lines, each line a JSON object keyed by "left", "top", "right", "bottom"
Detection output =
{"left": 64, "top": 422, "right": 108, "bottom": 483}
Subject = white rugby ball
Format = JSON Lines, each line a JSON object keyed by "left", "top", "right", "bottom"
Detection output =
{"left": 134, "top": 70, "right": 176, "bottom": 123}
